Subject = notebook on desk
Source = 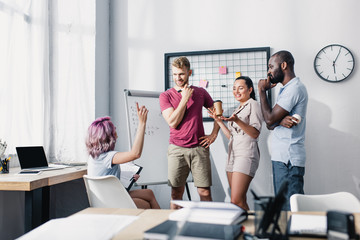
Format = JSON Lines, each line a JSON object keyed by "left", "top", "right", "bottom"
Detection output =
{"left": 16, "top": 146, "right": 68, "bottom": 171}
{"left": 287, "top": 214, "right": 327, "bottom": 238}
{"left": 144, "top": 220, "right": 243, "bottom": 240}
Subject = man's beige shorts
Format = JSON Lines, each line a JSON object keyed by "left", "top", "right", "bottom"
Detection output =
{"left": 167, "top": 144, "right": 212, "bottom": 188}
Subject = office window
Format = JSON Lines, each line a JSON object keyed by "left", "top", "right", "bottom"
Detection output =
{"left": 48, "top": 0, "right": 95, "bottom": 162}
{"left": 0, "top": 0, "right": 95, "bottom": 162}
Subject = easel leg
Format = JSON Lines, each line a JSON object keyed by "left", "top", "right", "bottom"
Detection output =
{"left": 185, "top": 183, "right": 191, "bottom": 201}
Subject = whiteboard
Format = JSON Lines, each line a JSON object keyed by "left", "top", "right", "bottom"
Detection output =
{"left": 124, "top": 89, "right": 169, "bottom": 185}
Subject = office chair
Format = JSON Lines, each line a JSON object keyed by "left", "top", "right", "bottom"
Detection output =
{"left": 290, "top": 192, "right": 360, "bottom": 212}
{"left": 83, "top": 175, "right": 137, "bottom": 209}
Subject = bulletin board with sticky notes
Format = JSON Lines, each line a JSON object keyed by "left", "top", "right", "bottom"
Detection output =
{"left": 164, "top": 47, "right": 271, "bottom": 121}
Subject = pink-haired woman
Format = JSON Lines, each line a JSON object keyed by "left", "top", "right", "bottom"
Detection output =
{"left": 86, "top": 103, "right": 160, "bottom": 209}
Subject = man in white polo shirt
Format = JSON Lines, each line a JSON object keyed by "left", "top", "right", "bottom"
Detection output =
{"left": 258, "top": 50, "right": 308, "bottom": 210}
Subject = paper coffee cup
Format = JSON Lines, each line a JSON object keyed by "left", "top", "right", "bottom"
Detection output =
{"left": 292, "top": 114, "right": 301, "bottom": 123}
{"left": 214, "top": 100, "right": 223, "bottom": 116}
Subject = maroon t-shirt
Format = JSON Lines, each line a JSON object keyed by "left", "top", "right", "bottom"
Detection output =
{"left": 159, "top": 86, "right": 214, "bottom": 148}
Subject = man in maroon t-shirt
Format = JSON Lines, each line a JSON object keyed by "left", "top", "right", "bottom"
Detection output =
{"left": 160, "top": 56, "right": 220, "bottom": 209}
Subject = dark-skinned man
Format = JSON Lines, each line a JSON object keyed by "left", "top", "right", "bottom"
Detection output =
{"left": 258, "top": 50, "right": 308, "bottom": 210}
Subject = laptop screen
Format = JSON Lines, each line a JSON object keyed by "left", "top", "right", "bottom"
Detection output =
{"left": 16, "top": 146, "right": 49, "bottom": 169}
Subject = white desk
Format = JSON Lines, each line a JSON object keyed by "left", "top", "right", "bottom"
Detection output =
{"left": 77, "top": 208, "right": 174, "bottom": 239}
{"left": 0, "top": 166, "right": 87, "bottom": 232}
{"left": 75, "top": 208, "right": 360, "bottom": 240}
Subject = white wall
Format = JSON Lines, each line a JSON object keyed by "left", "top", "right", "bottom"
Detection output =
{"left": 109, "top": 0, "right": 360, "bottom": 208}
{"left": 95, "top": 0, "right": 110, "bottom": 117}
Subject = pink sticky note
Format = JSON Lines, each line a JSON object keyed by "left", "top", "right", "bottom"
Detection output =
{"left": 219, "top": 66, "right": 227, "bottom": 74}
{"left": 199, "top": 79, "right": 208, "bottom": 88}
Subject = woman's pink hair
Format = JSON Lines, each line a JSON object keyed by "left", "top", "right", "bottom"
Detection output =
{"left": 85, "top": 116, "right": 117, "bottom": 158}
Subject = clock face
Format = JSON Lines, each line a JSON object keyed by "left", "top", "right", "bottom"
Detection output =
{"left": 314, "top": 44, "right": 355, "bottom": 82}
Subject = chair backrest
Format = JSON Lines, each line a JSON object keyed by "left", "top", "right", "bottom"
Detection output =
{"left": 290, "top": 192, "right": 360, "bottom": 212}
{"left": 83, "top": 175, "right": 137, "bottom": 209}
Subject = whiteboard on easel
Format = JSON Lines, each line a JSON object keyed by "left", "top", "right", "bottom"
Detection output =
{"left": 124, "top": 89, "right": 169, "bottom": 185}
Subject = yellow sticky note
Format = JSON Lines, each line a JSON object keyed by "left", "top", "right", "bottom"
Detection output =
{"left": 235, "top": 72, "right": 241, "bottom": 78}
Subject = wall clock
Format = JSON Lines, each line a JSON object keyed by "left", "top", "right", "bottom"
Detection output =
{"left": 314, "top": 44, "right": 355, "bottom": 82}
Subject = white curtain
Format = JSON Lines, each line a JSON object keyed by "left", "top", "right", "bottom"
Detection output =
{"left": 0, "top": 0, "right": 95, "bottom": 163}
{"left": 0, "top": 1, "right": 95, "bottom": 238}
{"left": 49, "top": 0, "right": 95, "bottom": 162}
{"left": 0, "top": 0, "right": 49, "bottom": 156}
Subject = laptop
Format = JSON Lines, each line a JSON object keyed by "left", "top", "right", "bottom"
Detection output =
{"left": 16, "top": 146, "right": 68, "bottom": 171}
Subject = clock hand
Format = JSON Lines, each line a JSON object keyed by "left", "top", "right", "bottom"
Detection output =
{"left": 334, "top": 47, "right": 341, "bottom": 63}
{"left": 333, "top": 62, "right": 336, "bottom": 74}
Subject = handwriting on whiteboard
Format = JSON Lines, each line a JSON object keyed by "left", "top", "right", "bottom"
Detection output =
{"left": 130, "top": 105, "right": 164, "bottom": 137}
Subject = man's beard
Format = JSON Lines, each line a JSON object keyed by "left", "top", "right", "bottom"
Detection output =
{"left": 176, "top": 79, "right": 188, "bottom": 88}
{"left": 270, "top": 67, "right": 284, "bottom": 84}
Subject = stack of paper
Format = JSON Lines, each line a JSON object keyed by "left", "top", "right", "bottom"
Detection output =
{"left": 169, "top": 200, "right": 247, "bottom": 225}
{"left": 18, "top": 214, "right": 139, "bottom": 240}
{"left": 287, "top": 214, "right": 327, "bottom": 237}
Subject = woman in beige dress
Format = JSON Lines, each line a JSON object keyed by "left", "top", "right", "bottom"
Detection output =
{"left": 209, "top": 76, "right": 263, "bottom": 210}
